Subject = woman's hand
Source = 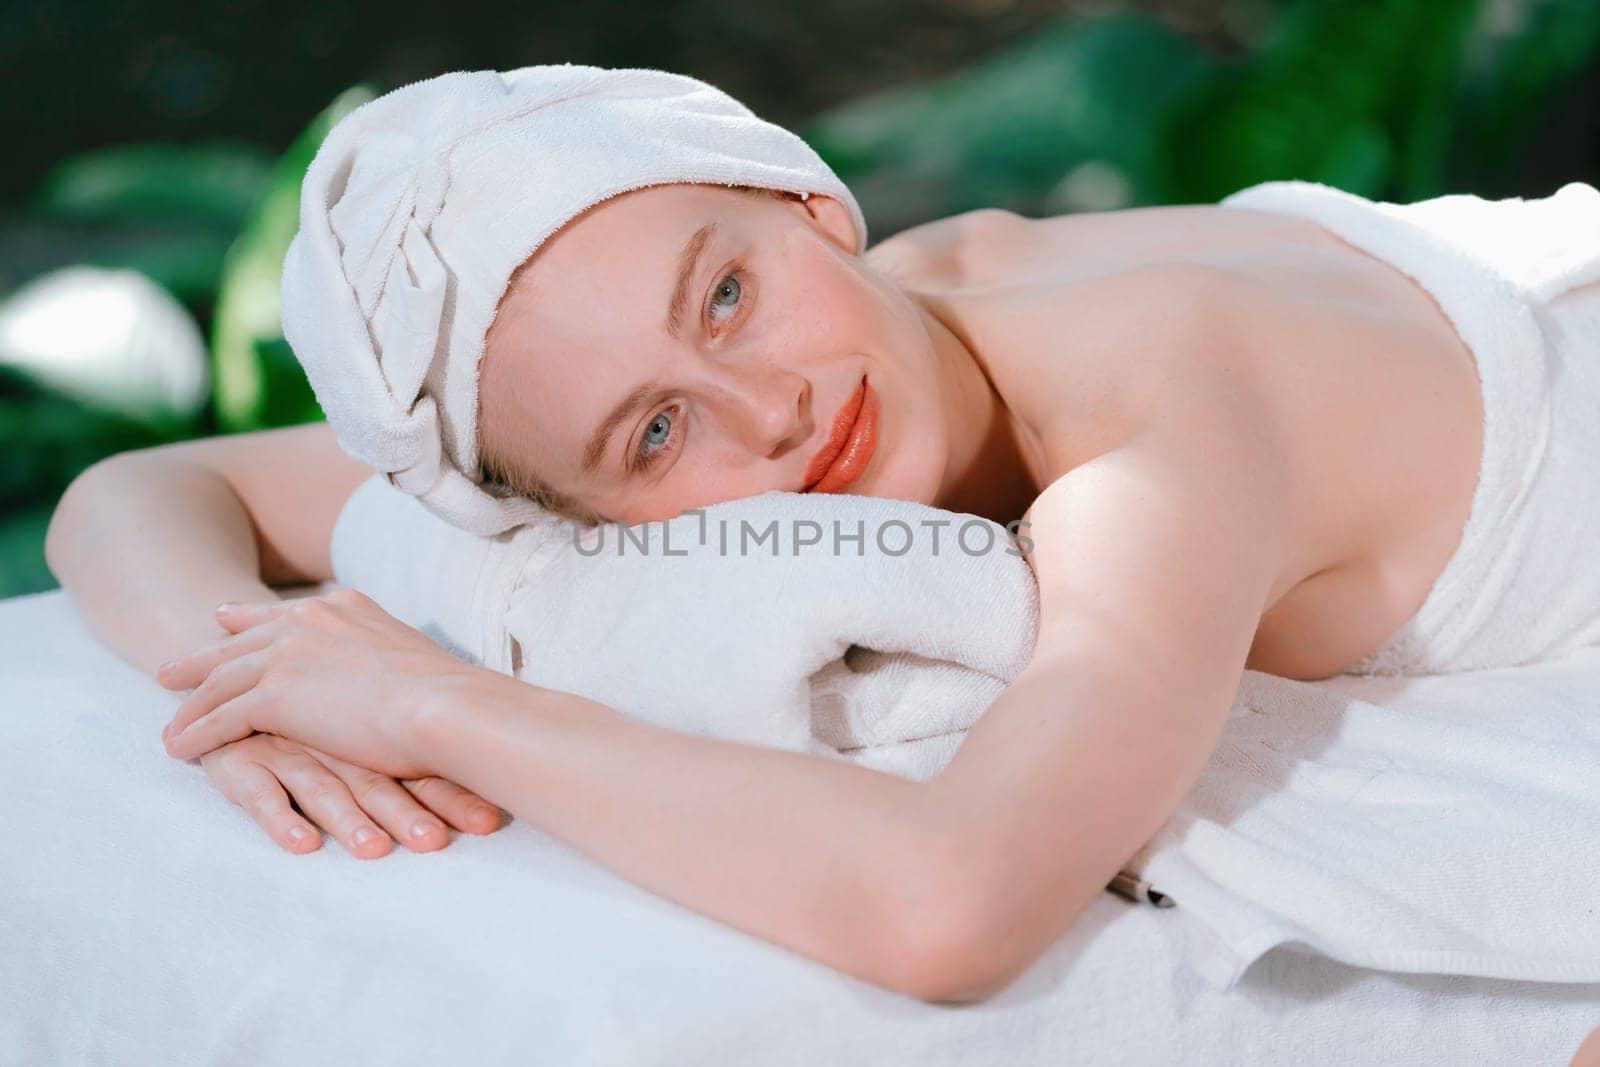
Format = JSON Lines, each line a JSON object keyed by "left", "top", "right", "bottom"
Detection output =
{"left": 199, "top": 733, "right": 504, "bottom": 858}
{"left": 157, "top": 587, "right": 485, "bottom": 779}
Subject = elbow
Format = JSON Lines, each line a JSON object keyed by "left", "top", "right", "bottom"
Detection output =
{"left": 893, "top": 949, "right": 1019, "bottom": 1007}
{"left": 44, "top": 456, "right": 115, "bottom": 581}
{"left": 881, "top": 865, "right": 1036, "bottom": 1005}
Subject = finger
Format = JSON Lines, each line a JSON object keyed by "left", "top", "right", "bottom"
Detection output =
{"left": 203, "top": 749, "right": 322, "bottom": 855}
{"left": 164, "top": 678, "right": 271, "bottom": 761}
{"left": 267, "top": 749, "right": 395, "bottom": 860}
{"left": 214, "top": 598, "right": 296, "bottom": 635}
{"left": 162, "top": 647, "right": 273, "bottom": 747}
{"left": 402, "top": 776, "right": 505, "bottom": 835}
{"left": 156, "top": 624, "right": 278, "bottom": 691}
{"left": 309, "top": 751, "right": 452, "bottom": 854}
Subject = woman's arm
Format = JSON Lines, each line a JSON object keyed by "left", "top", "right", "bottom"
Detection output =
{"left": 419, "top": 671, "right": 948, "bottom": 994}
{"left": 158, "top": 409, "right": 1288, "bottom": 1000}
{"left": 44, "top": 421, "right": 371, "bottom": 675}
{"left": 47, "top": 422, "right": 506, "bottom": 856}
{"left": 411, "top": 420, "right": 1284, "bottom": 1001}
{"left": 159, "top": 592, "right": 957, "bottom": 995}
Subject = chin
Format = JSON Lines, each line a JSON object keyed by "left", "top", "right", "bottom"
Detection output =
{"left": 855, "top": 445, "right": 946, "bottom": 509}
{"left": 849, "top": 398, "right": 947, "bottom": 507}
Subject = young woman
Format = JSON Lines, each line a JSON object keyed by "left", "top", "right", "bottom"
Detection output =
{"left": 43, "top": 70, "right": 1600, "bottom": 1005}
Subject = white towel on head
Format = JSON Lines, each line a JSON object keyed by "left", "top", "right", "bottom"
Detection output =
{"left": 334, "top": 469, "right": 1600, "bottom": 990}
{"left": 281, "top": 64, "right": 868, "bottom": 537}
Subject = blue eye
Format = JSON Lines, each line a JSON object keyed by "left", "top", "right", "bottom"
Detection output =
{"left": 628, "top": 269, "right": 744, "bottom": 475}
{"left": 633, "top": 405, "right": 680, "bottom": 472}
{"left": 708, "top": 272, "right": 742, "bottom": 326}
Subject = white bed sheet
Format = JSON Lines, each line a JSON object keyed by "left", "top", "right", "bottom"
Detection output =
{"left": 2, "top": 588, "right": 1596, "bottom": 1065}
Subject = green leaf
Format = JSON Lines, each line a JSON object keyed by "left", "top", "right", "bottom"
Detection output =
{"left": 0, "top": 504, "right": 57, "bottom": 599}
{"left": 211, "top": 86, "right": 375, "bottom": 431}
{"left": 1156, "top": 0, "right": 1480, "bottom": 204}
{"left": 801, "top": 14, "right": 1214, "bottom": 227}
{"left": 33, "top": 143, "right": 274, "bottom": 228}
{"left": 0, "top": 217, "right": 235, "bottom": 309}
{"left": 0, "top": 376, "right": 179, "bottom": 510}
{"left": 253, "top": 337, "right": 325, "bottom": 428}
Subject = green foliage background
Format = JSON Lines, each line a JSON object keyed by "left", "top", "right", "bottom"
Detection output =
{"left": 3, "top": 0, "right": 1597, "bottom": 599}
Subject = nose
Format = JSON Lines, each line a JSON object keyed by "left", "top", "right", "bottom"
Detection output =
{"left": 712, "top": 361, "right": 811, "bottom": 455}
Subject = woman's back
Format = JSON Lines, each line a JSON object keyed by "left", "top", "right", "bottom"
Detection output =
{"left": 872, "top": 200, "right": 1487, "bottom": 679}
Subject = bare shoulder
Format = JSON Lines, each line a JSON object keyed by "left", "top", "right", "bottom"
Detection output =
{"left": 979, "top": 255, "right": 1263, "bottom": 478}
{"left": 864, "top": 207, "right": 1026, "bottom": 286}
{"left": 1021, "top": 396, "right": 1293, "bottom": 687}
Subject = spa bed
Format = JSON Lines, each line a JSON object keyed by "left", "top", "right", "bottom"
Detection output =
{"left": 2, "top": 586, "right": 1596, "bottom": 1065}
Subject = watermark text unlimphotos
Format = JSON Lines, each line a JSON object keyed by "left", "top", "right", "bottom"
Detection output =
{"left": 563, "top": 509, "right": 1034, "bottom": 559}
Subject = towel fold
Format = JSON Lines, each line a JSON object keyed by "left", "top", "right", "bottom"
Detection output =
{"left": 1126, "top": 655, "right": 1600, "bottom": 989}
{"left": 334, "top": 477, "right": 1038, "bottom": 773}
{"left": 334, "top": 469, "right": 1600, "bottom": 989}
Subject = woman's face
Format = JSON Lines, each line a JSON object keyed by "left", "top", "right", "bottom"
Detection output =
{"left": 478, "top": 183, "right": 956, "bottom": 526}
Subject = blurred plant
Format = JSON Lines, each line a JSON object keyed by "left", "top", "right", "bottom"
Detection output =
{"left": 18, "top": 143, "right": 274, "bottom": 308}
{"left": 210, "top": 86, "right": 375, "bottom": 432}
{"left": 1158, "top": 0, "right": 1483, "bottom": 202}
{"left": 0, "top": 266, "right": 208, "bottom": 423}
{"left": 1452, "top": 0, "right": 1600, "bottom": 189}
{"left": 0, "top": 89, "right": 373, "bottom": 598}
{"left": 802, "top": 13, "right": 1216, "bottom": 234}
{"left": 4, "top": 0, "right": 1598, "bottom": 600}
{"left": 35, "top": 143, "right": 272, "bottom": 227}
{"left": 1157, "top": 0, "right": 1600, "bottom": 203}
{"left": 805, "top": 0, "right": 1600, "bottom": 230}
{"left": 0, "top": 365, "right": 172, "bottom": 598}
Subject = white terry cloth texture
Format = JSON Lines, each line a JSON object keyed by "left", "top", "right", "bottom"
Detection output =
{"left": 333, "top": 471, "right": 1600, "bottom": 991}
{"left": 280, "top": 64, "right": 869, "bottom": 537}
{"left": 5, "top": 587, "right": 1599, "bottom": 1066}
{"left": 1221, "top": 179, "right": 1600, "bottom": 677}
{"left": 333, "top": 479, "right": 1040, "bottom": 783}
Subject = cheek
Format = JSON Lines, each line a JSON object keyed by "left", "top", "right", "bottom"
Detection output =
{"left": 789, "top": 243, "right": 950, "bottom": 504}
{"left": 880, "top": 387, "right": 949, "bottom": 507}
{"left": 776, "top": 236, "right": 890, "bottom": 347}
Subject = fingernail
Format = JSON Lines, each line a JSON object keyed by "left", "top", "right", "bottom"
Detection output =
{"left": 410, "top": 818, "right": 443, "bottom": 839}
{"left": 471, "top": 805, "right": 500, "bottom": 827}
{"left": 216, "top": 601, "right": 237, "bottom": 612}
{"left": 157, "top": 659, "right": 176, "bottom": 675}
{"left": 353, "top": 827, "right": 377, "bottom": 846}
{"left": 287, "top": 826, "right": 309, "bottom": 845}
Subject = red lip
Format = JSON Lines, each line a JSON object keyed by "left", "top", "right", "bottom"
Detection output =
{"left": 801, "top": 375, "right": 878, "bottom": 494}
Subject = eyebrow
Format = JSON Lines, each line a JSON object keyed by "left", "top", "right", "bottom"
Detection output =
{"left": 579, "top": 222, "right": 717, "bottom": 475}
{"left": 666, "top": 221, "right": 717, "bottom": 343}
{"left": 581, "top": 380, "right": 663, "bottom": 475}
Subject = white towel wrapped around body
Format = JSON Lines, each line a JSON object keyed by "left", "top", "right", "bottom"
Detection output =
{"left": 1221, "top": 179, "right": 1600, "bottom": 676}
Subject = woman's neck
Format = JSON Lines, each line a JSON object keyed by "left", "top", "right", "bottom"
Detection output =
{"left": 914, "top": 290, "right": 1050, "bottom": 527}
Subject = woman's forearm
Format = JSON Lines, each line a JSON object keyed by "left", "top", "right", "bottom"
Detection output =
{"left": 45, "top": 454, "right": 280, "bottom": 676}
{"left": 413, "top": 671, "right": 957, "bottom": 997}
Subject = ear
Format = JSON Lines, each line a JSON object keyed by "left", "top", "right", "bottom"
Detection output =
{"left": 785, "top": 192, "right": 860, "bottom": 255}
